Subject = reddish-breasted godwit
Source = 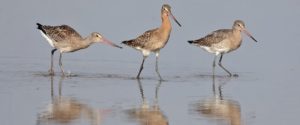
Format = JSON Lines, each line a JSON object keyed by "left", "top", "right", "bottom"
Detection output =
{"left": 188, "top": 20, "right": 257, "bottom": 77}
{"left": 122, "top": 4, "right": 181, "bottom": 80}
{"left": 37, "top": 23, "right": 122, "bottom": 76}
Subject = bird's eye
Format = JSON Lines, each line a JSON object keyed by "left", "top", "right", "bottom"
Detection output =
{"left": 164, "top": 7, "right": 168, "bottom": 11}
{"left": 97, "top": 34, "right": 102, "bottom": 38}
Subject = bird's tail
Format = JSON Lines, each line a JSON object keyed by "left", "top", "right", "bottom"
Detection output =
{"left": 187, "top": 40, "right": 196, "bottom": 44}
{"left": 36, "top": 23, "right": 46, "bottom": 34}
{"left": 36, "top": 23, "right": 43, "bottom": 30}
{"left": 122, "top": 40, "right": 134, "bottom": 45}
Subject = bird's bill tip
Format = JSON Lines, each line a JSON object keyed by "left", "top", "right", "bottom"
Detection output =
{"left": 170, "top": 13, "right": 182, "bottom": 27}
{"left": 101, "top": 38, "right": 123, "bottom": 49}
{"left": 243, "top": 30, "right": 258, "bottom": 42}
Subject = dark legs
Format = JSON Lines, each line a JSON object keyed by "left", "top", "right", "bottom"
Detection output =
{"left": 155, "top": 52, "right": 163, "bottom": 81}
{"left": 137, "top": 56, "right": 147, "bottom": 79}
{"left": 218, "top": 54, "right": 232, "bottom": 77}
{"left": 59, "top": 53, "right": 65, "bottom": 76}
{"left": 136, "top": 52, "right": 163, "bottom": 80}
{"left": 49, "top": 49, "right": 66, "bottom": 76}
{"left": 213, "top": 54, "right": 238, "bottom": 77}
{"left": 49, "top": 49, "right": 57, "bottom": 75}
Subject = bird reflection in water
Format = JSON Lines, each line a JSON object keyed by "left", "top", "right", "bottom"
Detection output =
{"left": 37, "top": 76, "right": 107, "bottom": 125}
{"left": 125, "top": 80, "right": 168, "bottom": 125}
{"left": 192, "top": 75, "right": 242, "bottom": 125}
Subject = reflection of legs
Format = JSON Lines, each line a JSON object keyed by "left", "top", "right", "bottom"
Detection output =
{"left": 212, "top": 74, "right": 224, "bottom": 100}
{"left": 212, "top": 55, "right": 217, "bottom": 76}
{"left": 218, "top": 54, "right": 232, "bottom": 77}
{"left": 218, "top": 84, "right": 223, "bottom": 100}
{"left": 49, "top": 49, "right": 57, "bottom": 75}
{"left": 50, "top": 76, "right": 54, "bottom": 99}
{"left": 137, "top": 79, "right": 145, "bottom": 102}
{"left": 212, "top": 73, "right": 216, "bottom": 95}
{"left": 155, "top": 52, "right": 163, "bottom": 81}
{"left": 155, "top": 80, "right": 162, "bottom": 104}
{"left": 137, "top": 56, "right": 146, "bottom": 79}
{"left": 137, "top": 79, "right": 148, "bottom": 108}
{"left": 59, "top": 53, "right": 65, "bottom": 76}
{"left": 154, "top": 80, "right": 162, "bottom": 110}
{"left": 58, "top": 76, "right": 65, "bottom": 97}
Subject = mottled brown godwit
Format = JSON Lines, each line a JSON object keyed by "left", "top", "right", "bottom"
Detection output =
{"left": 37, "top": 23, "right": 122, "bottom": 76}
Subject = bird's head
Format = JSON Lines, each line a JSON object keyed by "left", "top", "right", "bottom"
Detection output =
{"left": 91, "top": 32, "right": 122, "bottom": 48}
{"left": 161, "top": 4, "right": 182, "bottom": 27}
{"left": 233, "top": 20, "right": 257, "bottom": 42}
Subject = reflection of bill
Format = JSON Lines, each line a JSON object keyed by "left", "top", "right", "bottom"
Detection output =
{"left": 125, "top": 80, "right": 168, "bottom": 125}
{"left": 193, "top": 76, "right": 241, "bottom": 125}
{"left": 37, "top": 76, "right": 109, "bottom": 125}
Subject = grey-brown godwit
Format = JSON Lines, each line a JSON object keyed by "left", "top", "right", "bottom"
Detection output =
{"left": 122, "top": 4, "right": 181, "bottom": 80}
{"left": 188, "top": 20, "right": 257, "bottom": 77}
{"left": 37, "top": 23, "right": 122, "bottom": 76}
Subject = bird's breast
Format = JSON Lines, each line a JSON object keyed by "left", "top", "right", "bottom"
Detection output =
{"left": 144, "top": 30, "right": 170, "bottom": 51}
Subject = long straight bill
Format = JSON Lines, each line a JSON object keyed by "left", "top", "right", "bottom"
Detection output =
{"left": 102, "top": 37, "right": 122, "bottom": 49}
{"left": 170, "top": 13, "right": 182, "bottom": 27}
{"left": 243, "top": 29, "right": 258, "bottom": 42}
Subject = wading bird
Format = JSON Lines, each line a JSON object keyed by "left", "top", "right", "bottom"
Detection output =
{"left": 37, "top": 23, "right": 122, "bottom": 76}
{"left": 188, "top": 20, "right": 257, "bottom": 77}
{"left": 122, "top": 4, "right": 181, "bottom": 80}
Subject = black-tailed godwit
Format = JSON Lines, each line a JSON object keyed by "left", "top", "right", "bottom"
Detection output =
{"left": 37, "top": 23, "right": 122, "bottom": 76}
{"left": 122, "top": 4, "right": 181, "bottom": 80}
{"left": 188, "top": 20, "right": 257, "bottom": 77}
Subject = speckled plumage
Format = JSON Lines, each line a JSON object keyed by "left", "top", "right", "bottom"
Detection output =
{"left": 37, "top": 23, "right": 121, "bottom": 76}
{"left": 37, "top": 23, "right": 93, "bottom": 53}
{"left": 38, "top": 24, "right": 82, "bottom": 43}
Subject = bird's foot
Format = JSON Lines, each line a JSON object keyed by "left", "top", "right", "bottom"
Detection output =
{"left": 233, "top": 74, "right": 239, "bottom": 77}
{"left": 159, "top": 79, "right": 167, "bottom": 82}
{"left": 228, "top": 74, "right": 239, "bottom": 77}
{"left": 48, "top": 69, "right": 55, "bottom": 76}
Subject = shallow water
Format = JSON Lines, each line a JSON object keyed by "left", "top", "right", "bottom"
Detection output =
{"left": 1, "top": 0, "right": 300, "bottom": 125}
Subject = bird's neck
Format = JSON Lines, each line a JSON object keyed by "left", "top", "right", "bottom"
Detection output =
{"left": 232, "top": 29, "right": 242, "bottom": 40}
{"left": 160, "top": 14, "right": 172, "bottom": 33}
{"left": 80, "top": 37, "right": 95, "bottom": 48}
{"left": 231, "top": 29, "right": 243, "bottom": 49}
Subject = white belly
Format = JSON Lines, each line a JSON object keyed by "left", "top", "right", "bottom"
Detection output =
{"left": 200, "top": 46, "right": 230, "bottom": 56}
{"left": 40, "top": 31, "right": 55, "bottom": 47}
